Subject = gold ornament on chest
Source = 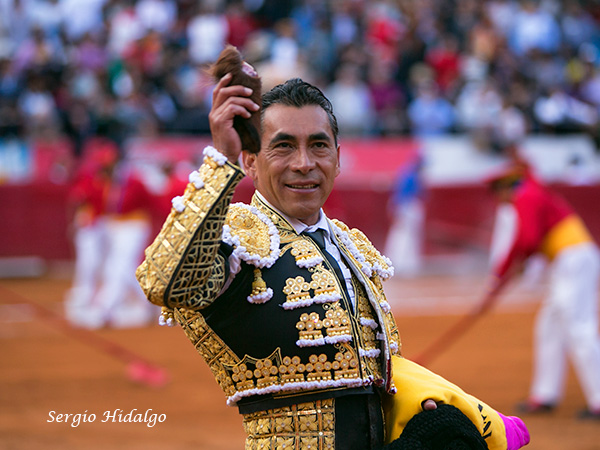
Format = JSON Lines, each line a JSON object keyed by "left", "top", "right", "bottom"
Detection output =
{"left": 290, "top": 239, "right": 324, "bottom": 268}
{"left": 282, "top": 266, "right": 342, "bottom": 310}
{"left": 295, "top": 302, "right": 352, "bottom": 348}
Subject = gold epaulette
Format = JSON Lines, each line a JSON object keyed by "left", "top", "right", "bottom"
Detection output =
{"left": 224, "top": 203, "right": 280, "bottom": 267}
{"left": 136, "top": 146, "right": 244, "bottom": 308}
{"left": 330, "top": 219, "right": 395, "bottom": 280}
{"left": 223, "top": 203, "right": 281, "bottom": 303}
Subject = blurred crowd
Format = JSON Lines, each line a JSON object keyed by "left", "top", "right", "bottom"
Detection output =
{"left": 1, "top": 0, "right": 600, "bottom": 160}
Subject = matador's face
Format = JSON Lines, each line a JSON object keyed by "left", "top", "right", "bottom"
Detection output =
{"left": 243, "top": 104, "right": 340, "bottom": 226}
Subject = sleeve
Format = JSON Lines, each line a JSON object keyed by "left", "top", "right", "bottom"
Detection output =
{"left": 135, "top": 147, "right": 245, "bottom": 311}
{"left": 492, "top": 190, "right": 544, "bottom": 280}
{"left": 383, "top": 356, "right": 530, "bottom": 450}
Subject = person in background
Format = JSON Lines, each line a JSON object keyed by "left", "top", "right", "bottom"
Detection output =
{"left": 92, "top": 149, "right": 157, "bottom": 328}
{"left": 385, "top": 155, "right": 426, "bottom": 277}
{"left": 64, "top": 137, "right": 117, "bottom": 328}
{"left": 484, "top": 163, "right": 600, "bottom": 420}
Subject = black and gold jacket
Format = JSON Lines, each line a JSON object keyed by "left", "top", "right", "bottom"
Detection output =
{"left": 137, "top": 147, "right": 401, "bottom": 410}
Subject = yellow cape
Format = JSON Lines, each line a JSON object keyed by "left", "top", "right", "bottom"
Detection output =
{"left": 383, "top": 356, "right": 508, "bottom": 450}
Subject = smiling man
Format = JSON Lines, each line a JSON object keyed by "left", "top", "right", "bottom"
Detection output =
{"left": 136, "top": 76, "right": 529, "bottom": 450}
{"left": 243, "top": 103, "right": 339, "bottom": 226}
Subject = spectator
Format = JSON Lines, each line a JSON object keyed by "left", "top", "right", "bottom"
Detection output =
{"left": 11, "top": 26, "right": 63, "bottom": 76}
{"left": 367, "top": 60, "right": 406, "bottom": 135}
{"left": 17, "top": 71, "right": 59, "bottom": 138}
{"left": 105, "top": 0, "right": 145, "bottom": 59}
{"left": 224, "top": 0, "right": 258, "bottom": 50}
{"left": 455, "top": 78, "right": 503, "bottom": 150}
{"left": 492, "top": 97, "right": 529, "bottom": 155}
{"left": 186, "top": 1, "right": 228, "bottom": 65}
{"left": 407, "top": 80, "right": 455, "bottom": 136}
{"left": 508, "top": 0, "right": 561, "bottom": 57}
{"left": 325, "top": 62, "right": 375, "bottom": 136}
{"left": 0, "top": 0, "right": 33, "bottom": 53}
{"left": 0, "top": 0, "right": 598, "bottom": 159}
{"left": 60, "top": 0, "right": 107, "bottom": 41}
{"left": 135, "top": 0, "right": 177, "bottom": 35}
{"left": 533, "top": 85, "right": 598, "bottom": 134}
{"left": 560, "top": 1, "right": 599, "bottom": 51}
{"left": 28, "top": 0, "right": 63, "bottom": 39}
{"left": 425, "top": 33, "right": 461, "bottom": 96}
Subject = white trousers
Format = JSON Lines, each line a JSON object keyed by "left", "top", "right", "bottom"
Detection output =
{"left": 385, "top": 199, "right": 424, "bottom": 277}
{"left": 65, "top": 220, "right": 107, "bottom": 310}
{"left": 94, "top": 218, "right": 156, "bottom": 327}
{"left": 530, "top": 242, "right": 600, "bottom": 410}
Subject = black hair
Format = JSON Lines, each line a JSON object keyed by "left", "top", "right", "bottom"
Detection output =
{"left": 261, "top": 78, "right": 339, "bottom": 145}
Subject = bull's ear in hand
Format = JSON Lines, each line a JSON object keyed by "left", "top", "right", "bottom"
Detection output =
{"left": 209, "top": 45, "right": 262, "bottom": 154}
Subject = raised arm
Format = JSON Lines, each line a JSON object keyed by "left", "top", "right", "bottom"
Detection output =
{"left": 136, "top": 73, "right": 260, "bottom": 311}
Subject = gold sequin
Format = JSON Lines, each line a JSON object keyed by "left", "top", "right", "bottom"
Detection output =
{"left": 243, "top": 399, "right": 335, "bottom": 450}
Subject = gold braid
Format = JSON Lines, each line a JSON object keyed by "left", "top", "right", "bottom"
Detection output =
{"left": 136, "top": 155, "right": 244, "bottom": 310}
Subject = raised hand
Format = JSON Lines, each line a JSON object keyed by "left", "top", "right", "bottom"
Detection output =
{"left": 208, "top": 72, "right": 260, "bottom": 164}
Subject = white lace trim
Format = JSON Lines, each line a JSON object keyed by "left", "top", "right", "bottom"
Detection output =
{"left": 330, "top": 222, "right": 395, "bottom": 279}
{"left": 281, "top": 292, "right": 342, "bottom": 310}
{"left": 226, "top": 377, "right": 371, "bottom": 406}
{"left": 247, "top": 288, "right": 273, "bottom": 304}
{"left": 222, "top": 203, "right": 280, "bottom": 269}
{"left": 330, "top": 223, "right": 373, "bottom": 277}
{"left": 359, "top": 348, "right": 381, "bottom": 358}
{"left": 359, "top": 317, "right": 379, "bottom": 329}
{"left": 295, "top": 333, "right": 352, "bottom": 348}
{"left": 296, "top": 255, "right": 324, "bottom": 268}
{"left": 171, "top": 195, "right": 185, "bottom": 212}
{"left": 203, "top": 145, "right": 228, "bottom": 166}
{"left": 296, "top": 337, "right": 326, "bottom": 347}
{"left": 379, "top": 301, "right": 391, "bottom": 314}
{"left": 373, "top": 258, "right": 394, "bottom": 279}
{"left": 188, "top": 170, "right": 204, "bottom": 189}
{"left": 325, "top": 334, "right": 352, "bottom": 344}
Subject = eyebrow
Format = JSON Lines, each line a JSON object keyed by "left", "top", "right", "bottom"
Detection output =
{"left": 309, "top": 132, "right": 333, "bottom": 143}
{"left": 269, "top": 132, "right": 295, "bottom": 146}
{"left": 269, "top": 131, "right": 333, "bottom": 146}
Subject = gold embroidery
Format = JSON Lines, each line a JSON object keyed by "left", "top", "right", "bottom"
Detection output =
{"left": 283, "top": 267, "right": 341, "bottom": 309}
{"left": 331, "top": 219, "right": 394, "bottom": 278}
{"left": 323, "top": 305, "right": 351, "bottom": 339}
{"left": 305, "top": 353, "right": 333, "bottom": 382}
{"left": 283, "top": 276, "right": 312, "bottom": 304}
{"left": 136, "top": 157, "right": 243, "bottom": 309}
{"left": 255, "top": 358, "right": 280, "bottom": 389}
{"left": 290, "top": 239, "right": 322, "bottom": 265}
{"left": 251, "top": 268, "right": 269, "bottom": 299}
{"left": 243, "top": 399, "right": 335, "bottom": 450}
{"left": 280, "top": 356, "right": 305, "bottom": 384}
{"left": 227, "top": 346, "right": 360, "bottom": 398}
{"left": 333, "top": 348, "right": 359, "bottom": 380}
{"left": 161, "top": 191, "right": 401, "bottom": 407}
{"left": 296, "top": 312, "right": 324, "bottom": 342}
{"left": 310, "top": 268, "right": 339, "bottom": 299}
{"left": 226, "top": 204, "right": 275, "bottom": 260}
{"left": 175, "top": 308, "right": 240, "bottom": 397}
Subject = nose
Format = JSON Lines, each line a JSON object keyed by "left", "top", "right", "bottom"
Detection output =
{"left": 290, "top": 146, "right": 315, "bottom": 173}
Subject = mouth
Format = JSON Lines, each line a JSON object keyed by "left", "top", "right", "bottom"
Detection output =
{"left": 286, "top": 183, "right": 319, "bottom": 190}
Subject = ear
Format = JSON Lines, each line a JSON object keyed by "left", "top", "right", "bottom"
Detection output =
{"left": 242, "top": 150, "right": 257, "bottom": 181}
{"left": 335, "top": 145, "right": 341, "bottom": 178}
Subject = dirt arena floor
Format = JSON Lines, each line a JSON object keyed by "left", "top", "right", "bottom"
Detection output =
{"left": 1, "top": 270, "right": 599, "bottom": 449}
